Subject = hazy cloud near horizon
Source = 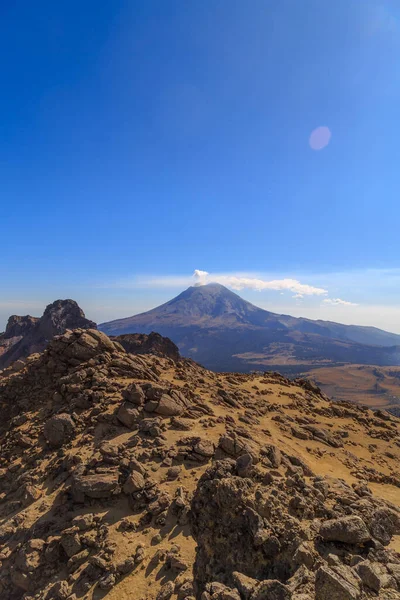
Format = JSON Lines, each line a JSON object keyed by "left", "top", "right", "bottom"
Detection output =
{"left": 2, "top": 268, "right": 400, "bottom": 334}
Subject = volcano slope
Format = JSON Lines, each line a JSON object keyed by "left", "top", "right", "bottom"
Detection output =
{"left": 0, "top": 329, "right": 399, "bottom": 600}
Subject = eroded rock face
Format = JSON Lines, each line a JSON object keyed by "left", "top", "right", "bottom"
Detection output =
{"left": 191, "top": 460, "right": 300, "bottom": 593}
{"left": 113, "top": 332, "right": 180, "bottom": 362}
{"left": 0, "top": 316, "right": 39, "bottom": 362}
{"left": 190, "top": 460, "right": 400, "bottom": 599}
{"left": 0, "top": 299, "right": 96, "bottom": 369}
{"left": 143, "top": 385, "right": 192, "bottom": 416}
{"left": 3, "top": 315, "right": 39, "bottom": 339}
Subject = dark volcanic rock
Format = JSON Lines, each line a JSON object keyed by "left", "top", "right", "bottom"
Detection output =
{"left": 3, "top": 315, "right": 39, "bottom": 339}
{"left": 319, "top": 516, "right": 371, "bottom": 545}
{"left": 43, "top": 413, "right": 76, "bottom": 448}
{"left": 0, "top": 315, "right": 39, "bottom": 362}
{"left": 38, "top": 300, "right": 96, "bottom": 340}
{"left": 0, "top": 299, "right": 96, "bottom": 369}
{"left": 190, "top": 460, "right": 400, "bottom": 599}
{"left": 112, "top": 331, "right": 180, "bottom": 361}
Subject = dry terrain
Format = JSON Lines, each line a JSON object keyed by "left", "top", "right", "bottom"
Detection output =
{"left": 305, "top": 365, "right": 400, "bottom": 414}
{"left": 0, "top": 329, "right": 399, "bottom": 599}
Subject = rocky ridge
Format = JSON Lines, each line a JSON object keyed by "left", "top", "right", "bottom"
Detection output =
{"left": 0, "top": 316, "right": 39, "bottom": 361}
{"left": 0, "top": 329, "right": 399, "bottom": 599}
{"left": 112, "top": 332, "right": 180, "bottom": 362}
{"left": 0, "top": 300, "right": 96, "bottom": 369}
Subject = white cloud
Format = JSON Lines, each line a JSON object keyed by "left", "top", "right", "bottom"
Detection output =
{"left": 323, "top": 298, "right": 358, "bottom": 307}
{"left": 140, "top": 270, "right": 328, "bottom": 297}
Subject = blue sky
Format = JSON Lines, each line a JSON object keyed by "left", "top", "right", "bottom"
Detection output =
{"left": 2, "top": 1, "right": 400, "bottom": 331}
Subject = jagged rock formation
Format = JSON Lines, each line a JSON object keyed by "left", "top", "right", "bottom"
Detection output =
{"left": 3, "top": 315, "right": 39, "bottom": 339}
{"left": 0, "top": 329, "right": 399, "bottom": 599}
{"left": 0, "top": 316, "right": 39, "bottom": 360}
{"left": 113, "top": 332, "right": 180, "bottom": 362}
{"left": 0, "top": 300, "right": 96, "bottom": 369}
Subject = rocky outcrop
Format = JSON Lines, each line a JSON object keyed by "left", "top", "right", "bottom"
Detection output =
{"left": 0, "top": 299, "right": 96, "bottom": 369}
{"left": 0, "top": 315, "right": 39, "bottom": 361}
{"left": 2, "top": 315, "right": 38, "bottom": 339}
{"left": 191, "top": 460, "right": 400, "bottom": 599}
{"left": 113, "top": 331, "right": 181, "bottom": 361}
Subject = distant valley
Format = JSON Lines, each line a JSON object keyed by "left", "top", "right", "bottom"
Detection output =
{"left": 305, "top": 364, "right": 400, "bottom": 415}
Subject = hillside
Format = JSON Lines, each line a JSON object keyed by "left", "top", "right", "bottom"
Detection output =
{"left": 0, "top": 328, "right": 399, "bottom": 599}
{"left": 100, "top": 284, "right": 400, "bottom": 372}
{"left": 304, "top": 364, "right": 400, "bottom": 415}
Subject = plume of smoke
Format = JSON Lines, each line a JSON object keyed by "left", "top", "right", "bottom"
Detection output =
{"left": 193, "top": 270, "right": 209, "bottom": 285}
{"left": 192, "top": 270, "right": 327, "bottom": 296}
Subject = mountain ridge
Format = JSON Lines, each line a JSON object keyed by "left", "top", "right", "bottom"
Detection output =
{"left": 99, "top": 284, "right": 400, "bottom": 372}
{"left": 100, "top": 283, "right": 400, "bottom": 343}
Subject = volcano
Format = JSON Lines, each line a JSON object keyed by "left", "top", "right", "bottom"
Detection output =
{"left": 100, "top": 284, "right": 400, "bottom": 373}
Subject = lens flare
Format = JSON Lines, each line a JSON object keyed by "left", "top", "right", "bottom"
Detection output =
{"left": 309, "top": 126, "right": 331, "bottom": 150}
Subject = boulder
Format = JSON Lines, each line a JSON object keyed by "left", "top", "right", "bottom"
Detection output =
{"left": 15, "top": 539, "right": 45, "bottom": 572}
{"left": 356, "top": 560, "right": 395, "bottom": 592}
{"left": 319, "top": 516, "right": 370, "bottom": 545}
{"left": 61, "top": 533, "right": 82, "bottom": 558}
{"left": 156, "top": 581, "right": 175, "bottom": 600}
{"left": 139, "top": 417, "right": 163, "bottom": 437}
{"left": 43, "top": 413, "right": 75, "bottom": 448}
{"left": 236, "top": 454, "right": 253, "bottom": 477}
{"left": 262, "top": 444, "right": 282, "bottom": 468}
{"left": 368, "top": 507, "right": 400, "bottom": 546}
{"left": 117, "top": 402, "right": 139, "bottom": 429}
{"left": 123, "top": 383, "right": 145, "bottom": 405}
{"left": 123, "top": 471, "right": 145, "bottom": 494}
{"left": 113, "top": 332, "right": 180, "bottom": 362}
{"left": 73, "top": 472, "right": 120, "bottom": 500}
{"left": 218, "top": 434, "right": 258, "bottom": 461}
{"left": 232, "top": 572, "right": 258, "bottom": 600}
{"left": 167, "top": 466, "right": 181, "bottom": 480}
{"left": 315, "top": 566, "right": 361, "bottom": 600}
{"left": 71, "top": 514, "right": 95, "bottom": 530}
{"left": 194, "top": 439, "right": 215, "bottom": 458}
{"left": 250, "top": 580, "right": 291, "bottom": 600}
{"left": 387, "top": 563, "right": 400, "bottom": 586}
{"left": 145, "top": 390, "right": 190, "bottom": 416}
